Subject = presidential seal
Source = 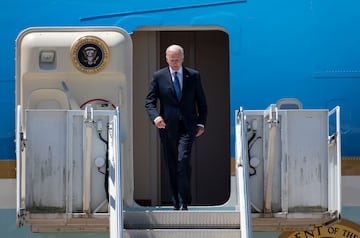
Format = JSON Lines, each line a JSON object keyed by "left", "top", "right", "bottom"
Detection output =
{"left": 71, "top": 36, "right": 109, "bottom": 74}
{"left": 279, "top": 219, "right": 360, "bottom": 238}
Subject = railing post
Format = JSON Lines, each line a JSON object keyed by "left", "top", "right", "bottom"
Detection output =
{"left": 16, "top": 105, "right": 24, "bottom": 227}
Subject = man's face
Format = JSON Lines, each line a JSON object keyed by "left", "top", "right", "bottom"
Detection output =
{"left": 166, "top": 50, "right": 183, "bottom": 71}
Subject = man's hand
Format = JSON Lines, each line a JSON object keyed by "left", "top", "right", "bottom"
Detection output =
{"left": 154, "top": 117, "right": 166, "bottom": 129}
{"left": 195, "top": 126, "right": 205, "bottom": 137}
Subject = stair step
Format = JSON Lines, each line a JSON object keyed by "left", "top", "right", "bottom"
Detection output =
{"left": 124, "top": 229, "right": 241, "bottom": 238}
{"left": 124, "top": 209, "right": 338, "bottom": 231}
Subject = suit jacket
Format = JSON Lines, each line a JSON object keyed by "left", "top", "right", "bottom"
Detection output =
{"left": 145, "top": 66, "right": 207, "bottom": 136}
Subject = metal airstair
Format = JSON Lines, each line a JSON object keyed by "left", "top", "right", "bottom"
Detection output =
{"left": 15, "top": 27, "right": 341, "bottom": 238}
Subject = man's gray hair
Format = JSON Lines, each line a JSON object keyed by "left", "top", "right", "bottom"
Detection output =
{"left": 166, "top": 45, "right": 184, "bottom": 58}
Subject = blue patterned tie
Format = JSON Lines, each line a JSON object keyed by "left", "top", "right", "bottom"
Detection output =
{"left": 173, "top": 72, "right": 181, "bottom": 100}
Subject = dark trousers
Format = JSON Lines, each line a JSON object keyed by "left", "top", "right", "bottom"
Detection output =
{"left": 161, "top": 120, "right": 194, "bottom": 207}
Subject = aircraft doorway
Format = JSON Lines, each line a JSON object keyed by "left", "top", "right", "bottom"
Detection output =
{"left": 132, "top": 30, "right": 230, "bottom": 206}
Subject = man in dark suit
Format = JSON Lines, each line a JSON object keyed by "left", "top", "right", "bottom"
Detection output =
{"left": 145, "top": 45, "right": 207, "bottom": 210}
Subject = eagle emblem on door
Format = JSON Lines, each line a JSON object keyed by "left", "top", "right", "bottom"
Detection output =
{"left": 71, "top": 35, "right": 109, "bottom": 74}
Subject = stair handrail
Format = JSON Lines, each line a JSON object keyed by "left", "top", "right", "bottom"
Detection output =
{"left": 328, "top": 106, "right": 341, "bottom": 217}
{"left": 235, "top": 107, "right": 252, "bottom": 238}
{"left": 109, "top": 107, "right": 124, "bottom": 238}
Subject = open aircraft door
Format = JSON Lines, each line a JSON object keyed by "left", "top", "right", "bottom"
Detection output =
{"left": 15, "top": 27, "right": 133, "bottom": 234}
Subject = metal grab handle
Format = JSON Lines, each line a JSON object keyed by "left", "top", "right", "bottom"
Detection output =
{"left": 84, "top": 104, "right": 94, "bottom": 123}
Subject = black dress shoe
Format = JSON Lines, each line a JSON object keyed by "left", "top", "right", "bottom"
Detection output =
{"left": 180, "top": 205, "right": 188, "bottom": 210}
{"left": 174, "top": 205, "right": 180, "bottom": 210}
